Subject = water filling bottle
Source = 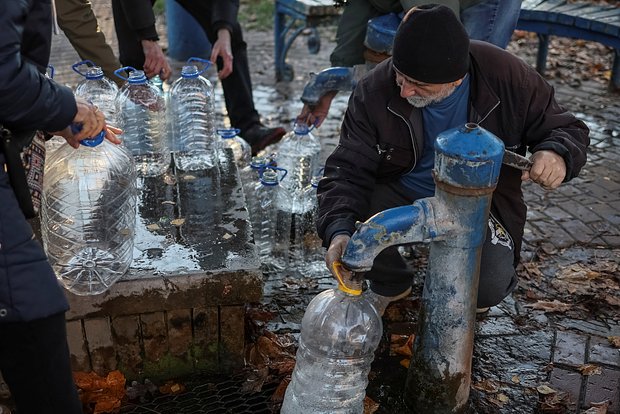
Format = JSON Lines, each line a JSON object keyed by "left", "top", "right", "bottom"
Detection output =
{"left": 41, "top": 128, "right": 137, "bottom": 295}
{"left": 72, "top": 60, "right": 119, "bottom": 126}
{"left": 275, "top": 122, "right": 321, "bottom": 199}
{"left": 248, "top": 168, "right": 292, "bottom": 269}
{"left": 169, "top": 57, "right": 218, "bottom": 171}
{"left": 218, "top": 128, "right": 251, "bottom": 168}
{"left": 114, "top": 66, "right": 169, "bottom": 177}
{"left": 281, "top": 264, "right": 383, "bottom": 413}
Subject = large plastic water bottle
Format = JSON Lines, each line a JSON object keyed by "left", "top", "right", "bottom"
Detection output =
{"left": 217, "top": 128, "right": 251, "bottom": 168}
{"left": 282, "top": 266, "right": 383, "bottom": 413}
{"left": 239, "top": 155, "right": 268, "bottom": 202}
{"left": 73, "top": 60, "right": 119, "bottom": 126}
{"left": 114, "top": 66, "right": 169, "bottom": 177}
{"left": 169, "top": 58, "right": 218, "bottom": 171}
{"left": 41, "top": 128, "right": 137, "bottom": 295}
{"left": 276, "top": 122, "right": 321, "bottom": 197}
{"left": 248, "top": 168, "right": 292, "bottom": 269}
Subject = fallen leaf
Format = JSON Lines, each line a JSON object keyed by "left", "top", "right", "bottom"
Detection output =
{"left": 537, "top": 384, "right": 557, "bottom": 395}
{"left": 583, "top": 399, "right": 611, "bottom": 414}
{"left": 526, "top": 300, "right": 571, "bottom": 313}
{"left": 578, "top": 364, "right": 602, "bottom": 376}
{"left": 159, "top": 381, "right": 185, "bottom": 395}
{"left": 608, "top": 336, "right": 620, "bottom": 348}
{"left": 271, "top": 376, "right": 290, "bottom": 402}
{"left": 170, "top": 218, "right": 185, "bottom": 226}
{"left": 511, "top": 375, "right": 521, "bottom": 384}
{"left": 399, "top": 358, "right": 410, "bottom": 369}
{"left": 473, "top": 379, "right": 500, "bottom": 393}
{"left": 363, "top": 396, "right": 380, "bottom": 414}
{"left": 161, "top": 200, "right": 176, "bottom": 205}
{"left": 497, "top": 393, "right": 509, "bottom": 403}
{"left": 146, "top": 223, "right": 161, "bottom": 231}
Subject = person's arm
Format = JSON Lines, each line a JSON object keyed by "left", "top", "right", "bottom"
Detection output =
{"left": 115, "top": 0, "right": 171, "bottom": 79}
{"left": 520, "top": 67, "right": 590, "bottom": 189}
{"left": 208, "top": 0, "right": 240, "bottom": 79}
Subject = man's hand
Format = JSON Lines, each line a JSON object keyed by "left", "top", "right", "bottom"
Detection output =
{"left": 521, "top": 150, "right": 566, "bottom": 190}
{"left": 141, "top": 39, "right": 172, "bottom": 80}
{"left": 211, "top": 28, "right": 233, "bottom": 80}
{"left": 325, "top": 233, "right": 351, "bottom": 274}
{"left": 297, "top": 90, "right": 338, "bottom": 128}
{"left": 51, "top": 98, "right": 122, "bottom": 148}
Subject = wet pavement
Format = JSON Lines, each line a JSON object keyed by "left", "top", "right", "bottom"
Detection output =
{"left": 33, "top": 1, "right": 620, "bottom": 413}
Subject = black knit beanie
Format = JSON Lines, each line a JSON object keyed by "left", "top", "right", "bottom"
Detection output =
{"left": 392, "top": 4, "right": 470, "bottom": 83}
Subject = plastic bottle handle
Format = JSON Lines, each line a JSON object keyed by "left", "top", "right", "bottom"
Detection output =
{"left": 332, "top": 261, "right": 362, "bottom": 296}
{"left": 47, "top": 65, "right": 55, "bottom": 79}
{"left": 217, "top": 128, "right": 241, "bottom": 139}
{"left": 114, "top": 66, "right": 138, "bottom": 81}
{"left": 187, "top": 57, "right": 212, "bottom": 76}
{"left": 71, "top": 60, "right": 96, "bottom": 77}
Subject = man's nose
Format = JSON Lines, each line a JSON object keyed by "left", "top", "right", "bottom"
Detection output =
{"left": 399, "top": 82, "right": 417, "bottom": 98}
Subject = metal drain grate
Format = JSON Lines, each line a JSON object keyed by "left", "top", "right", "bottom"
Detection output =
{"left": 120, "top": 374, "right": 280, "bottom": 414}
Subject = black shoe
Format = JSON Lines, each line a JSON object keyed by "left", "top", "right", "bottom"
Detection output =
{"left": 242, "top": 124, "right": 286, "bottom": 155}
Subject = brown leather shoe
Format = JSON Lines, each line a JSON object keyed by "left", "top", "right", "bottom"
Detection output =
{"left": 242, "top": 124, "right": 286, "bottom": 155}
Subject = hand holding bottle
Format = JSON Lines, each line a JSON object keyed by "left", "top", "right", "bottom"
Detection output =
{"left": 325, "top": 233, "right": 352, "bottom": 279}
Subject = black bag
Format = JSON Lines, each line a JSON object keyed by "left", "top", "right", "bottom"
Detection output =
{"left": 1, "top": 126, "right": 36, "bottom": 219}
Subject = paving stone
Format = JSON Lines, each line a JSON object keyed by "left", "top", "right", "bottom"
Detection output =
{"left": 532, "top": 220, "right": 577, "bottom": 248}
{"left": 559, "top": 219, "right": 599, "bottom": 244}
{"left": 84, "top": 317, "right": 117, "bottom": 375}
{"left": 476, "top": 316, "right": 520, "bottom": 337}
{"left": 588, "top": 202, "right": 620, "bottom": 226}
{"left": 589, "top": 336, "right": 620, "bottom": 368}
{"left": 542, "top": 206, "right": 573, "bottom": 221}
{"left": 554, "top": 331, "right": 587, "bottom": 366}
{"left": 548, "top": 367, "right": 582, "bottom": 412}
{"left": 583, "top": 367, "right": 620, "bottom": 414}
{"left": 558, "top": 200, "right": 605, "bottom": 224}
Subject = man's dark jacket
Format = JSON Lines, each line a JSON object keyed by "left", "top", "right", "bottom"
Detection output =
{"left": 317, "top": 41, "right": 590, "bottom": 265}
{"left": 0, "top": 0, "right": 75, "bottom": 322}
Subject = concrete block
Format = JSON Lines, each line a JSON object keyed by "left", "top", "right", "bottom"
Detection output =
{"left": 583, "top": 368, "right": 620, "bottom": 413}
{"left": 66, "top": 319, "right": 90, "bottom": 372}
{"left": 193, "top": 306, "right": 219, "bottom": 372}
{"left": 111, "top": 315, "right": 142, "bottom": 379}
{"left": 549, "top": 367, "right": 581, "bottom": 411}
{"left": 83, "top": 317, "right": 116, "bottom": 375}
{"left": 220, "top": 305, "right": 245, "bottom": 371}
{"left": 554, "top": 331, "right": 587, "bottom": 366}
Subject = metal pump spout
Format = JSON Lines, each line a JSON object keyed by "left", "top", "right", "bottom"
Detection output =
{"left": 339, "top": 124, "right": 505, "bottom": 413}
{"left": 341, "top": 198, "right": 457, "bottom": 272}
{"left": 300, "top": 66, "right": 359, "bottom": 106}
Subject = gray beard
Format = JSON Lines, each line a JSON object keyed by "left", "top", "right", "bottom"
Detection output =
{"left": 406, "top": 84, "right": 457, "bottom": 108}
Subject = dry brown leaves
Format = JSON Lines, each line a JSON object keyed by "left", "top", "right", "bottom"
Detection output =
{"left": 74, "top": 370, "right": 126, "bottom": 414}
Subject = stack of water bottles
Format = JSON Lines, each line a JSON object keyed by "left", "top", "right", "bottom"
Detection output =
{"left": 292, "top": 170, "right": 324, "bottom": 268}
{"left": 41, "top": 127, "right": 137, "bottom": 295}
{"left": 114, "top": 66, "right": 169, "bottom": 177}
{"left": 282, "top": 263, "right": 383, "bottom": 413}
{"left": 168, "top": 57, "right": 218, "bottom": 171}
{"left": 247, "top": 167, "right": 292, "bottom": 269}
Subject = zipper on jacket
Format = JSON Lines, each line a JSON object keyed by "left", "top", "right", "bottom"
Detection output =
{"left": 473, "top": 98, "right": 500, "bottom": 126}
{"left": 387, "top": 106, "right": 418, "bottom": 174}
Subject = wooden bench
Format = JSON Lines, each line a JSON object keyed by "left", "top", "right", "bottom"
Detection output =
{"left": 274, "top": 0, "right": 341, "bottom": 81}
{"left": 516, "top": 0, "right": 620, "bottom": 90}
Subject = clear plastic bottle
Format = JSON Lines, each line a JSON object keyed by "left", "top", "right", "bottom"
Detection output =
{"left": 114, "top": 66, "right": 169, "bottom": 177}
{"left": 217, "top": 128, "right": 251, "bottom": 168}
{"left": 248, "top": 168, "right": 292, "bottom": 269}
{"left": 292, "top": 173, "right": 322, "bottom": 263}
{"left": 282, "top": 269, "right": 383, "bottom": 413}
{"left": 276, "top": 122, "right": 321, "bottom": 198}
{"left": 41, "top": 129, "right": 137, "bottom": 295}
{"left": 239, "top": 155, "right": 268, "bottom": 203}
{"left": 169, "top": 58, "right": 218, "bottom": 171}
{"left": 73, "top": 60, "right": 119, "bottom": 126}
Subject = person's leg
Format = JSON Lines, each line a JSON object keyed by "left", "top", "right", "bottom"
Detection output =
{"left": 111, "top": 0, "right": 146, "bottom": 70}
{"left": 363, "top": 180, "right": 417, "bottom": 296}
{"left": 476, "top": 213, "right": 518, "bottom": 308}
{"left": 0, "top": 313, "right": 82, "bottom": 414}
{"left": 460, "top": 0, "right": 523, "bottom": 49}
{"left": 330, "top": 0, "right": 381, "bottom": 67}
{"left": 55, "top": 0, "right": 121, "bottom": 83}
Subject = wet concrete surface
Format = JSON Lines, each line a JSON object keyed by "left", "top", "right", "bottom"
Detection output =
{"left": 38, "top": 2, "right": 620, "bottom": 413}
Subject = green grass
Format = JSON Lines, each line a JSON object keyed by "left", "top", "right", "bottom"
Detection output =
{"left": 239, "top": 0, "right": 274, "bottom": 31}
{"left": 153, "top": 0, "right": 165, "bottom": 15}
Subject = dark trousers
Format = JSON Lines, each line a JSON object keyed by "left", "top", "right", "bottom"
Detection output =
{"left": 0, "top": 312, "right": 82, "bottom": 414}
{"left": 173, "top": 0, "right": 261, "bottom": 133}
{"left": 366, "top": 181, "right": 518, "bottom": 308}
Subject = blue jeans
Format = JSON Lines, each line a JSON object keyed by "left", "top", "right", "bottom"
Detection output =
{"left": 461, "top": 0, "right": 523, "bottom": 49}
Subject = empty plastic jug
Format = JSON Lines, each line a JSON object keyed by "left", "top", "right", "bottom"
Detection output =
{"left": 282, "top": 266, "right": 382, "bottom": 413}
{"left": 73, "top": 60, "right": 119, "bottom": 126}
{"left": 115, "top": 66, "right": 169, "bottom": 177}
{"left": 41, "top": 128, "right": 137, "bottom": 295}
{"left": 169, "top": 57, "right": 218, "bottom": 171}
